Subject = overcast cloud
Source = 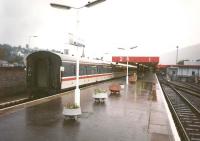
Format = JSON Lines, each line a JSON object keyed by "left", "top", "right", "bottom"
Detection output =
{"left": 1, "top": 0, "right": 200, "bottom": 62}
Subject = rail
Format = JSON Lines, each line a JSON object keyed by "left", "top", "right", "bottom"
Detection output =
{"left": 158, "top": 75, "right": 200, "bottom": 141}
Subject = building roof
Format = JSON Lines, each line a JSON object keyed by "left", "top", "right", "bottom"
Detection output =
{"left": 158, "top": 64, "right": 200, "bottom": 69}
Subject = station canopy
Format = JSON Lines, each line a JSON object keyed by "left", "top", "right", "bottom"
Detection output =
{"left": 112, "top": 56, "right": 159, "bottom": 68}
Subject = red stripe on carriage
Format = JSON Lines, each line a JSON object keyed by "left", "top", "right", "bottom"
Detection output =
{"left": 61, "top": 73, "right": 112, "bottom": 81}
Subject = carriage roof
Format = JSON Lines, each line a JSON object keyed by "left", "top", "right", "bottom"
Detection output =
{"left": 27, "top": 51, "right": 111, "bottom": 66}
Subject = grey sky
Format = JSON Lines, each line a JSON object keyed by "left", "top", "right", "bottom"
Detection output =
{"left": 1, "top": 0, "right": 200, "bottom": 63}
{"left": 1, "top": 0, "right": 37, "bottom": 42}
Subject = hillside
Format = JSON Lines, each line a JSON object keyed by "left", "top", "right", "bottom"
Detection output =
{"left": 0, "top": 44, "right": 62, "bottom": 66}
{"left": 0, "top": 44, "right": 33, "bottom": 65}
{"left": 159, "top": 44, "right": 200, "bottom": 65}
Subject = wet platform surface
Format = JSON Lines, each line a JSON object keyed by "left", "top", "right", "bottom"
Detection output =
{"left": 0, "top": 72, "right": 175, "bottom": 141}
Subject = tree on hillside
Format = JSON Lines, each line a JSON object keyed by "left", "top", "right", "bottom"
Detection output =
{"left": 0, "top": 48, "right": 5, "bottom": 60}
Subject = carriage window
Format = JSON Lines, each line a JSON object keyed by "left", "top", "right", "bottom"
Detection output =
{"left": 80, "top": 65, "right": 87, "bottom": 75}
{"left": 103, "top": 66, "right": 107, "bottom": 73}
{"left": 107, "top": 67, "right": 112, "bottom": 73}
{"left": 97, "top": 65, "right": 103, "bottom": 74}
{"left": 87, "top": 66, "right": 92, "bottom": 74}
{"left": 91, "top": 65, "right": 97, "bottom": 74}
{"left": 63, "top": 63, "right": 75, "bottom": 76}
{"left": 86, "top": 65, "right": 97, "bottom": 75}
{"left": 86, "top": 65, "right": 92, "bottom": 75}
{"left": 97, "top": 65, "right": 111, "bottom": 73}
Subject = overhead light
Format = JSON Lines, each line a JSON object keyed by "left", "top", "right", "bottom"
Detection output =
{"left": 85, "top": 0, "right": 106, "bottom": 7}
{"left": 130, "top": 46, "right": 138, "bottom": 49}
{"left": 118, "top": 47, "right": 125, "bottom": 50}
{"left": 50, "top": 3, "right": 71, "bottom": 10}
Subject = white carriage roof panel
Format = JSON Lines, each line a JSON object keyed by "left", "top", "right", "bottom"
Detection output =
{"left": 56, "top": 52, "right": 110, "bottom": 65}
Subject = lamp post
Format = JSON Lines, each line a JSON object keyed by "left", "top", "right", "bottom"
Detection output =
{"left": 118, "top": 46, "right": 138, "bottom": 85}
{"left": 176, "top": 46, "right": 179, "bottom": 65}
{"left": 50, "top": 0, "right": 106, "bottom": 107}
{"left": 28, "top": 35, "right": 38, "bottom": 49}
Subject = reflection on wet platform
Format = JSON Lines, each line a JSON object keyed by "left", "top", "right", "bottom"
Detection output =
{"left": 0, "top": 73, "right": 174, "bottom": 141}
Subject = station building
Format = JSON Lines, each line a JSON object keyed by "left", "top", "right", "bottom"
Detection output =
{"left": 158, "top": 60, "right": 200, "bottom": 82}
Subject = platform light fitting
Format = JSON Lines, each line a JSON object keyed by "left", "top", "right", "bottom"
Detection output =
{"left": 85, "top": 0, "right": 106, "bottom": 7}
{"left": 130, "top": 46, "right": 138, "bottom": 49}
{"left": 50, "top": 3, "right": 71, "bottom": 10}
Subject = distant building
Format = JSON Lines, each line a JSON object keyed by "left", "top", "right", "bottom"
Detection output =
{"left": 178, "top": 60, "right": 200, "bottom": 65}
{"left": 158, "top": 60, "right": 200, "bottom": 82}
{"left": 0, "top": 60, "right": 8, "bottom": 67}
{"left": 166, "top": 63, "right": 200, "bottom": 82}
{"left": 17, "top": 51, "right": 24, "bottom": 57}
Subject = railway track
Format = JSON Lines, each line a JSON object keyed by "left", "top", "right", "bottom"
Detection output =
{"left": 175, "top": 89, "right": 200, "bottom": 112}
{"left": 168, "top": 81, "right": 200, "bottom": 94}
{"left": 181, "top": 82, "right": 200, "bottom": 91}
{"left": 161, "top": 83, "right": 200, "bottom": 141}
{"left": 0, "top": 97, "right": 31, "bottom": 109}
{"left": 156, "top": 74, "right": 200, "bottom": 141}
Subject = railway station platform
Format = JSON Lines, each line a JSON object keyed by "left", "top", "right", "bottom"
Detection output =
{"left": 0, "top": 72, "right": 178, "bottom": 141}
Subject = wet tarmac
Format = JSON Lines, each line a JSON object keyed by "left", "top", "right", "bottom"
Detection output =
{"left": 0, "top": 73, "right": 175, "bottom": 141}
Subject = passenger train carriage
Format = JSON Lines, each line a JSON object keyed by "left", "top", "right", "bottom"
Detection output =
{"left": 26, "top": 51, "right": 134, "bottom": 97}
